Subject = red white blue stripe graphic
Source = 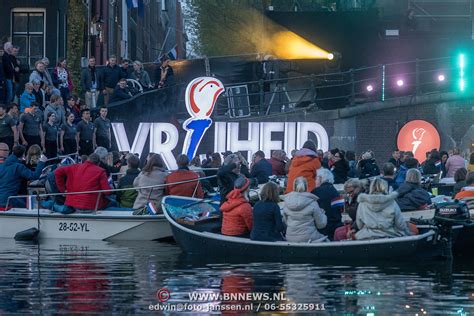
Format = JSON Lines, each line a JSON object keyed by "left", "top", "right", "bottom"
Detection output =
{"left": 146, "top": 202, "right": 158, "bottom": 215}
{"left": 331, "top": 196, "right": 345, "bottom": 208}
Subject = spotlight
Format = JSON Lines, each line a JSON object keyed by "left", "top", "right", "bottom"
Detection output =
{"left": 366, "top": 84, "right": 374, "bottom": 92}
{"left": 327, "top": 53, "right": 334, "bottom": 60}
{"left": 396, "top": 79, "right": 404, "bottom": 87}
{"left": 437, "top": 74, "right": 445, "bottom": 82}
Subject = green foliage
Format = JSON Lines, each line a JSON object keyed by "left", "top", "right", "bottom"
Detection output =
{"left": 66, "top": 0, "right": 86, "bottom": 94}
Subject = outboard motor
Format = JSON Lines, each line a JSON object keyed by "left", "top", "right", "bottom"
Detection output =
{"left": 433, "top": 201, "right": 470, "bottom": 259}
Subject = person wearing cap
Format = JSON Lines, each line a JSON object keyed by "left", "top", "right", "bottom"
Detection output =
{"left": 217, "top": 153, "right": 241, "bottom": 205}
{"left": 220, "top": 176, "right": 253, "bottom": 237}
{"left": 285, "top": 140, "right": 322, "bottom": 193}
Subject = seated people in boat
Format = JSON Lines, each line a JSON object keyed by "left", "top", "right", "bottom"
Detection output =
{"left": 217, "top": 153, "right": 241, "bottom": 205}
{"left": 117, "top": 154, "right": 140, "bottom": 208}
{"left": 250, "top": 150, "right": 272, "bottom": 184}
{"left": 452, "top": 168, "right": 468, "bottom": 198}
{"left": 221, "top": 176, "right": 253, "bottom": 237}
{"left": 94, "top": 146, "right": 121, "bottom": 177}
{"left": 381, "top": 162, "right": 398, "bottom": 192}
{"left": 454, "top": 172, "right": 474, "bottom": 208}
{"left": 311, "top": 168, "right": 343, "bottom": 240}
{"left": 133, "top": 153, "right": 167, "bottom": 212}
{"left": 250, "top": 181, "right": 285, "bottom": 241}
{"left": 396, "top": 169, "right": 431, "bottom": 211}
{"left": 395, "top": 157, "right": 419, "bottom": 186}
{"left": 268, "top": 150, "right": 288, "bottom": 176}
{"left": 165, "top": 154, "right": 204, "bottom": 198}
{"left": 283, "top": 177, "right": 327, "bottom": 243}
{"left": 355, "top": 178, "right": 411, "bottom": 240}
{"left": 285, "top": 140, "right": 321, "bottom": 193}
{"left": 333, "top": 178, "right": 366, "bottom": 241}
{"left": 422, "top": 149, "right": 442, "bottom": 176}
{"left": 54, "top": 153, "right": 111, "bottom": 212}
{"left": 0, "top": 143, "right": 9, "bottom": 163}
{"left": 0, "top": 145, "right": 47, "bottom": 209}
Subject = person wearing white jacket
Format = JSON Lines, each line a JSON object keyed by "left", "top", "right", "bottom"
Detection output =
{"left": 355, "top": 178, "right": 411, "bottom": 240}
{"left": 283, "top": 177, "right": 327, "bottom": 242}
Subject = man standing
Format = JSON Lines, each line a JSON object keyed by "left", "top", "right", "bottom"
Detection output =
{"left": 99, "top": 55, "right": 122, "bottom": 105}
{"left": 43, "top": 94, "right": 65, "bottom": 127}
{"left": 81, "top": 57, "right": 98, "bottom": 108}
{"left": 0, "top": 104, "right": 18, "bottom": 150}
{"left": 93, "top": 106, "right": 111, "bottom": 151}
{"left": 76, "top": 109, "right": 95, "bottom": 155}
{"left": 2, "top": 42, "right": 17, "bottom": 104}
{"left": 388, "top": 150, "right": 402, "bottom": 169}
{"left": 19, "top": 102, "right": 43, "bottom": 149}
{"left": 120, "top": 58, "right": 133, "bottom": 79}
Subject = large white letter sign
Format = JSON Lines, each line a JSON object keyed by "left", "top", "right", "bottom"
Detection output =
{"left": 150, "top": 123, "right": 179, "bottom": 169}
{"left": 227, "top": 122, "right": 260, "bottom": 161}
{"left": 182, "top": 77, "right": 224, "bottom": 159}
{"left": 296, "top": 122, "right": 329, "bottom": 152}
{"left": 260, "top": 122, "right": 285, "bottom": 158}
{"left": 112, "top": 122, "right": 151, "bottom": 156}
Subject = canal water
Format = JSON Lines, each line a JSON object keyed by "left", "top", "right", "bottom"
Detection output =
{"left": 0, "top": 239, "right": 472, "bottom": 314}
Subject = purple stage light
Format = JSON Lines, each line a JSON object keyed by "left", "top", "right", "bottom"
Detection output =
{"left": 366, "top": 84, "right": 374, "bottom": 92}
{"left": 396, "top": 79, "right": 404, "bottom": 87}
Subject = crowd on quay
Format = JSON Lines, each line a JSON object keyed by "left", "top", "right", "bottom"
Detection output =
{"left": 0, "top": 40, "right": 175, "bottom": 164}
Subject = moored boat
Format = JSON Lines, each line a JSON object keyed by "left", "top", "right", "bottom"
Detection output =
{"left": 0, "top": 208, "right": 171, "bottom": 241}
{"left": 162, "top": 196, "right": 453, "bottom": 261}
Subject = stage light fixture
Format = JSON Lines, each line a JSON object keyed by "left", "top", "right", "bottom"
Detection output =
{"left": 459, "top": 53, "right": 466, "bottom": 92}
{"left": 437, "top": 74, "right": 445, "bottom": 82}
{"left": 366, "top": 84, "right": 374, "bottom": 92}
{"left": 327, "top": 53, "right": 334, "bottom": 60}
{"left": 396, "top": 79, "right": 404, "bottom": 87}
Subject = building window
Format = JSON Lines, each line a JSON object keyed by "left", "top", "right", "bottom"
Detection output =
{"left": 11, "top": 9, "right": 45, "bottom": 68}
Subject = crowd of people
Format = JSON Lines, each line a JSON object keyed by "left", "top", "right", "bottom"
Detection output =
{"left": 0, "top": 131, "right": 472, "bottom": 241}
{"left": 0, "top": 41, "right": 176, "bottom": 168}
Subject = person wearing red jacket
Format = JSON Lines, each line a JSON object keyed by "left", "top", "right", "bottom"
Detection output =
{"left": 220, "top": 176, "right": 253, "bottom": 237}
{"left": 165, "top": 154, "right": 204, "bottom": 198}
{"left": 54, "top": 153, "right": 111, "bottom": 211}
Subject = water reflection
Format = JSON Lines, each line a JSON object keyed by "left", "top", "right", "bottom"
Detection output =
{"left": 0, "top": 239, "right": 472, "bottom": 314}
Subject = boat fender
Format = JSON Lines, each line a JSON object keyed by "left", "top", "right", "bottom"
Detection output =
{"left": 14, "top": 227, "right": 40, "bottom": 241}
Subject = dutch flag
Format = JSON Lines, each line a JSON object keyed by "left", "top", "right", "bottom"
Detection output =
{"left": 435, "top": 160, "right": 441, "bottom": 168}
{"left": 331, "top": 196, "right": 345, "bottom": 208}
{"left": 146, "top": 202, "right": 158, "bottom": 215}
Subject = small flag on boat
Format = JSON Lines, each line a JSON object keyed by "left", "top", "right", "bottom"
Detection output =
{"left": 331, "top": 196, "right": 345, "bottom": 208}
{"left": 146, "top": 202, "right": 158, "bottom": 215}
{"left": 435, "top": 160, "right": 441, "bottom": 168}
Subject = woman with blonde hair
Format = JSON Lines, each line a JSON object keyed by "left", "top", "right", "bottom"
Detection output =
{"left": 131, "top": 60, "right": 153, "bottom": 89}
{"left": 283, "top": 176, "right": 327, "bottom": 242}
{"left": 355, "top": 178, "right": 411, "bottom": 240}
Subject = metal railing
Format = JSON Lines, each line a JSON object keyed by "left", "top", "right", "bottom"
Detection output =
{"left": 97, "top": 55, "right": 466, "bottom": 119}
{"left": 6, "top": 174, "right": 218, "bottom": 212}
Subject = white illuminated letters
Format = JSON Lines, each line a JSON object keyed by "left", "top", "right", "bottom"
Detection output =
{"left": 113, "top": 121, "right": 330, "bottom": 167}
{"left": 150, "top": 123, "right": 179, "bottom": 169}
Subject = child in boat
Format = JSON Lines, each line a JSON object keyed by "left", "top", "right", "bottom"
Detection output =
{"left": 250, "top": 182, "right": 285, "bottom": 241}
{"left": 220, "top": 176, "right": 253, "bottom": 237}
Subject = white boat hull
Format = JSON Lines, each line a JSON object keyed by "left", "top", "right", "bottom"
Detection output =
{"left": 0, "top": 208, "right": 171, "bottom": 241}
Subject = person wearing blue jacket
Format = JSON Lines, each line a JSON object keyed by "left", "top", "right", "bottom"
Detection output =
{"left": 250, "top": 150, "right": 272, "bottom": 184}
{"left": 0, "top": 145, "right": 46, "bottom": 209}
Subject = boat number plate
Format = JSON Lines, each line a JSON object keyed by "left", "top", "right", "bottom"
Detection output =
{"left": 58, "top": 222, "right": 90, "bottom": 232}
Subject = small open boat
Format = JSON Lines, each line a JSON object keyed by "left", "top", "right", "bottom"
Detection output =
{"left": 162, "top": 196, "right": 452, "bottom": 261}
{"left": 0, "top": 208, "right": 171, "bottom": 241}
